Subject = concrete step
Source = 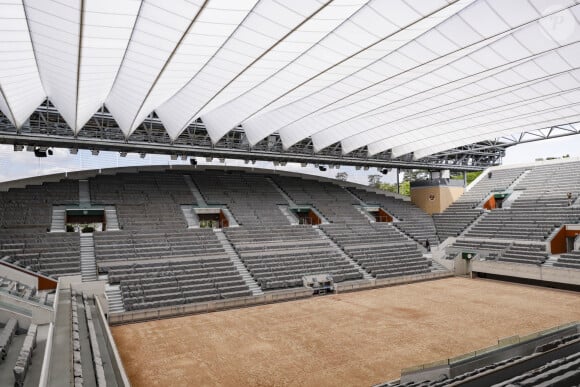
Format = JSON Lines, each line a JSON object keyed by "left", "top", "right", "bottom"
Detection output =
{"left": 104, "top": 206, "right": 120, "bottom": 231}
{"left": 79, "top": 180, "right": 91, "bottom": 206}
{"left": 181, "top": 205, "right": 200, "bottom": 228}
{"left": 50, "top": 207, "right": 67, "bottom": 233}
{"left": 105, "top": 285, "right": 125, "bottom": 313}
{"left": 184, "top": 175, "right": 207, "bottom": 206}
{"left": 80, "top": 234, "right": 97, "bottom": 282}
{"left": 214, "top": 229, "right": 263, "bottom": 295}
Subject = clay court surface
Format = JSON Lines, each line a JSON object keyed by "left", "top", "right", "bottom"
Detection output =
{"left": 112, "top": 277, "right": 580, "bottom": 387}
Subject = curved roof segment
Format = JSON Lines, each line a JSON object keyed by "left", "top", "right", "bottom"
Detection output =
{"left": 0, "top": 0, "right": 579, "bottom": 160}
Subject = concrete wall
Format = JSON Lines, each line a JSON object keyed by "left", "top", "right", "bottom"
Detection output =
{"left": 411, "top": 185, "right": 464, "bottom": 214}
{"left": 335, "top": 272, "right": 453, "bottom": 293}
{"left": 471, "top": 260, "right": 580, "bottom": 286}
{"left": 0, "top": 262, "right": 38, "bottom": 288}
{"left": 0, "top": 292, "right": 54, "bottom": 325}
{"left": 109, "top": 288, "right": 314, "bottom": 325}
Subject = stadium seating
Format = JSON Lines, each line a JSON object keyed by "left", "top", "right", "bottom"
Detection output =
{"left": 224, "top": 225, "right": 363, "bottom": 289}
{"left": 554, "top": 250, "right": 580, "bottom": 269}
{"left": 190, "top": 172, "right": 289, "bottom": 226}
{"left": 90, "top": 172, "right": 192, "bottom": 230}
{"left": 320, "top": 222, "right": 430, "bottom": 279}
{"left": 382, "top": 330, "right": 580, "bottom": 387}
{"left": 0, "top": 180, "right": 78, "bottom": 230}
{"left": 347, "top": 187, "right": 438, "bottom": 246}
{"left": 109, "top": 258, "right": 251, "bottom": 310}
{"left": 432, "top": 168, "right": 527, "bottom": 241}
{"left": 0, "top": 232, "right": 80, "bottom": 277}
{"left": 93, "top": 229, "right": 225, "bottom": 269}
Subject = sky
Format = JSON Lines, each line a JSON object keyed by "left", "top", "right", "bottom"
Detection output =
{"left": 0, "top": 134, "right": 579, "bottom": 186}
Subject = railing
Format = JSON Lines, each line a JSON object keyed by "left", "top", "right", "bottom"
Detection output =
{"left": 401, "top": 321, "right": 579, "bottom": 375}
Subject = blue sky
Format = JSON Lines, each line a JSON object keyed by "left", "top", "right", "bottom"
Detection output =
{"left": 1, "top": 134, "right": 579, "bottom": 186}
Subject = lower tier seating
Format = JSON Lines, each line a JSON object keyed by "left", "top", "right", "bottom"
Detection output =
{"left": 0, "top": 231, "right": 80, "bottom": 277}
{"left": 225, "top": 225, "right": 363, "bottom": 289}
{"left": 345, "top": 242, "right": 430, "bottom": 279}
{"left": 238, "top": 247, "right": 362, "bottom": 289}
{"left": 108, "top": 258, "right": 251, "bottom": 310}
{"left": 321, "top": 222, "right": 431, "bottom": 279}
{"left": 499, "top": 243, "right": 548, "bottom": 265}
{"left": 554, "top": 250, "right": 580, "bottom": 269}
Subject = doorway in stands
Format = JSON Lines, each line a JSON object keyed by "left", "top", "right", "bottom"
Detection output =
{"left": 367, "top": 207, "right": 393, "bottom": 222}
{"left": 196, "top": 208, "right": 229, "bottom": 228}
{"left": 290, "top": 207, "right": 321, "bottom": 225}
{"left": 66, "top": 208, "right": 105, "bottom": 232}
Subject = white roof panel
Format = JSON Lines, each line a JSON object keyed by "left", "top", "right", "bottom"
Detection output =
{"left": 0, "top": 0, "right": 577, "bottom": 159}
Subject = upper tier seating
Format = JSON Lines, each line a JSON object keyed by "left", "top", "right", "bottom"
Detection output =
{"left": 554, "top": 250, "right": 580, "bottom": 270}
{"left": 224, "top": 225, "right": 363, "bottom": 289}
{"left": 511, "top": 161, "right": 580, "bottom": 209}
{"left": 433, "top": 168, "right": 527, "bottom": 241}
{"left": 347, "top": 187, "right": 438, "bottom": 246}
{"left": 273, "top": 177, "right": 367, "bottom": 224}
{"left": 90, "top": 172, "right": 192, "bottom": 230}
{"left": 463, "top": 208, "right": 580, "bottom": 241}
{"left": 0, "top": 231, "right": 80, "bottom": 277}
{"left": 0, "top": 180, "right": 78, "bottom": 230}
{"left": 190, "top": 171, "right": 289, "bottom": 226}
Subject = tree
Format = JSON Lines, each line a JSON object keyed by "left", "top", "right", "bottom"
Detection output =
{"left": 368, "top": 174, "right": 382, "bottom": 187}
{"left": 376, "top": 181, "right": 410, "bottom": 196}
{"left": 335, "top": 171, "right": 348, "bottom": 181}
{"left": 450, "top": 171, "right": 482, "bottom": 185}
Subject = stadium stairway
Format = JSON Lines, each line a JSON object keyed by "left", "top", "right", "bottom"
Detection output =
{"left": 105, "top": 285, "right": 125, "bottom": 313}
{"left": 267, "top": 177, "right": 297, "bottom": 207}
{"left": 183, "top": 175, "right": 207, "bottom": 206}
{"left": 313, "top": 226, "right": 373, "bottom": 280}
{"left": 49, "top": 206, "right": 66, "bottom": 232}
{"left": 104, "top": 206, "right": 120, "bottom": 231}
{"left": 79, "top": 180, "right": 90, "bottom": 206}
{"left": 355, "top": 206, "right": 378, "bottom": 223}
{"left": 278, "top": 205, "right": 299, "bottom": 225}
{"left": 215, "top": 229, "right": 263, "bottom": 296}
{"left": 80, "top": 234, "right": 97, "bottom": 282}
{"left": 180, "top": 205, "right": 199, "bottom": 228}
{"left": 342, "top": 186, "right": 366, "bottom": 205}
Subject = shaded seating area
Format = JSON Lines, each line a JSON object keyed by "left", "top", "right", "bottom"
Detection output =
{"left": 0, "top": 231, "right": 81, "bottom": 277}
{"left": 274, "top": 177, "right": 367, "bottom": 224}
{"left": 90, "top": 172, "right": 193, "bottom": 230}
{"left": 191, "top": 171, "right": 290, "bottom": 227}
{"left": 0, "top": 180, "right": 78, "bottom": 230}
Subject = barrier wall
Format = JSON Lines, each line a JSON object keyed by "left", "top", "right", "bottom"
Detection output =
{"left": 108, "top": 288, "right": 314, "bottom": 325}
{"left": 400, "top": 322, "right": 579, "bottom": 384}
{"left": 95, "top": 297, "right": 131, "bottom": 386}
{"left": 335, "top": 271, "right": 453, "bottom": 293}
{"left": 471, "top": 260, "right": 580, "bottom": 286}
